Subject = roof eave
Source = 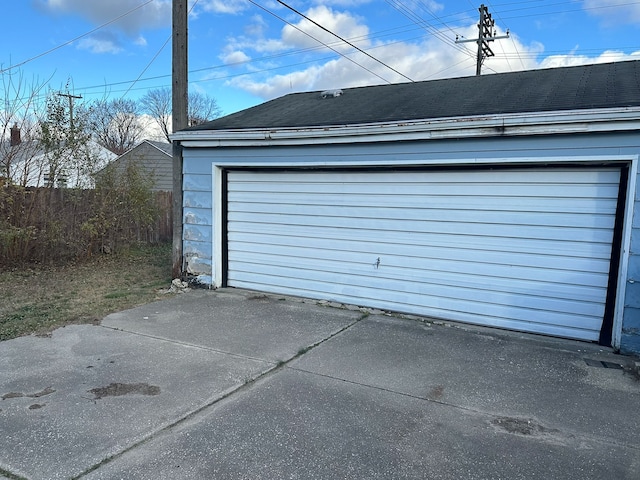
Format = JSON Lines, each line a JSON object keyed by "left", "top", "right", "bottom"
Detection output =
{"left": 171, "top": 107, "right": 640, "bottom": 148}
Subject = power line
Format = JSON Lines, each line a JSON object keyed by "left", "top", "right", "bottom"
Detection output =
{"left": 485, "top": 0, "right": 523, "bottom": 71}
{"left": 120, "top": 36, "right": 170, "bottom": 99}
{"left": 9, "top": 0, "right": 640, "bottom": 105}
{"left": 384, "top": 0, "right": 475, "bottom": 59}
{"left": 9, "top": 23, "right": 437, "bottom": 104}
{"left": 276, "top": 0, "right": 414, "bottom": 82}
{"left": 121, "top": 0, "right": 201, "bottom": 99}
{"left": 495, "top": 0, "right": 640, "bottom": 20}
{"left": 245, "top": 0, "right": 394, "bottom": 84}
{"left": 455, "top": 4, "right": 511, "bottom": 75}
{"left": 0, "top": 0, "right": 155, "bottom": 74}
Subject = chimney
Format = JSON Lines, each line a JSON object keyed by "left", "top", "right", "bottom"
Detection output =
{"left": 10, "top": 123, "right": 21, "bottom": 146}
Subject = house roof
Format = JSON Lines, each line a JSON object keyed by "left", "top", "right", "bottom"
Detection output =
{"left": 146, "top": 140, "right": 172, "bottom": 156}
{"left": 185, "top": 60, "right": 640, "bottom": 131}
{"left": 115, "top": 140, "right": 172, "bottom": 160}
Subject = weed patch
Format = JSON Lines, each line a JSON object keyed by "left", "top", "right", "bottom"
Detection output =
{"left": 0, "top": 243, "right": 173, "bottom": 341}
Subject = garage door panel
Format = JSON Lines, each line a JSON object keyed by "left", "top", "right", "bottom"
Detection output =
{"left": 229, "top": 225, "right": 613, "bottom": 260}
{"left": 229, "top": 272, "right": 602, "bottom": 342}
{"left": 229, "top": 266, "right": 605, "bottom": 329}
{"left": 229, "top": 168, "right": 620, "bottom": 188}
{"left": 230, "top": 168, "right": 620, "bottom": 183}
{"left": 231, "top": 263, "right": 606, "bottom": 320}
{"left": 233, "top": 237, "right": 608, "bottom": 280}
{"left": 227, "top": 167, "right": 620, "bottom": 341}
{"left": 230, "top": 250, "right": 609, "bottom": 298}
{"left": 230, "top": 242, "right": 605, "bottom": 303}
{"left": 230, "top": 192, "right": 618, "bottom": 215}
{"left": 229, "top": 180, "right": 619, "bottom": 199}
{"left": 230, "top": 202, "right": 616, "bottom": 229}
{"left": 229, "top": 212, "right": 614, "bottom": 244}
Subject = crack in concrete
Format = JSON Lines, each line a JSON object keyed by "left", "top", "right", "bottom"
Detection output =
{"left": 72, "top": 313, "right": 367, "bottom": 479}
{"left": 286, "top": 364, "right": 640, "bottom": 453}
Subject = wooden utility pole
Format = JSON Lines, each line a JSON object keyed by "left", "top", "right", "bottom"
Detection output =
{"left": 57, "top": 92, "right": 82, "bottom": 130}
{"left": 172, "top": 0, "right": 188, "bottom": 279}
{"left": 455, "top": 4, "right": 509, "bottom": 75}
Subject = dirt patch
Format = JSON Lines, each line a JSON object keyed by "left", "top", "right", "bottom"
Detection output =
{"left": 89, "top": 382, "right": 161, "bottom": 400}
{"left": 0, "top": 243, "right": 172, "bottom": 341}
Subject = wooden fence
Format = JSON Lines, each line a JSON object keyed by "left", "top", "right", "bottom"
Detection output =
{"left": 0, "top": 187, "right": 173, "bottom": 265}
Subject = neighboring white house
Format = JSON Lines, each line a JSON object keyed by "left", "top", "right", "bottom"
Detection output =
{"left": 97, "top": 140, "right": 172, "bottom": 192}
{"left": 172, "top": 60, "right": 640, "bottom": 355}
{"left": 1, "top": 126, "right": 116, "bottom": 188}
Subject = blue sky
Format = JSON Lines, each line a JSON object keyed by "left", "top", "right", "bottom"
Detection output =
{"left": 3, "top": 0, "right": 640, "bottom": 117}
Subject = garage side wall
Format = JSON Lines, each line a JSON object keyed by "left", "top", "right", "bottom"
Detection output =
{"left": 182, "top": 133, "right": 640, "bottom": 353}
{"left": 183, "top": 153, "right": 213, "bottom": 285}
{"left": 622, "top": 177, "right": 640, "bottom": 355}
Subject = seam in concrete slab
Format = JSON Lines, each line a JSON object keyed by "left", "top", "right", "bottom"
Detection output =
{"left": 286, "top": 365, "right": 640, "bottom": 452}
{"left": 98, "top": 324, "right": 274, "bottom": 364}
{"left": 70, "top": 365, "right": 279, "bottom": 479}
{"left": 72, "top": 313, "right": 368, "bottom": 479}
{"left": 0, "top": 466, "right": 28, "bottom": 480}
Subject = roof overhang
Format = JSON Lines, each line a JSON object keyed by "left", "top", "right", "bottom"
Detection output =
{"left": 171, "top": 107, "right": 640, "bottom": 148}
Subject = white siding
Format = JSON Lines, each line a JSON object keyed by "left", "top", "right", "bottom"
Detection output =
{"left": 226, "top": 167, "right": 621, "bottom": 341}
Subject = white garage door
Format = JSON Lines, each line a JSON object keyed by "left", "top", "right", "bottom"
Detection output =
{"left": 226, "top": 167, "right": 621, "bottom": 341}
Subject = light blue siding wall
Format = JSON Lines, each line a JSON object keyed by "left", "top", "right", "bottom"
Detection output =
{"left": 182, "top": 131, "right": 640, "bottom": 353}
{"left": 183, "top": 156, "right": 213, "bottom": 285}
{"left": 622, "top": 178, "right": 640, "bottom": 354}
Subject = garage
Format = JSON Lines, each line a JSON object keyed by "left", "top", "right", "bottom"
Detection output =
{"left": 174, "top": 60, "right": 640, "bottom": 353}
{"left": 225, "top": 166, "right": 622, "bottom": 342}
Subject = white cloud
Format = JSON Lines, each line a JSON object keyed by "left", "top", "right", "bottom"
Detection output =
{"left": 227, "top": 19, "right": 544, "bottom": 100}
{"left": 540, "top": 49, "right": 640, "bottom": 68}
{"left": 583, "top": 0, "right": 640, "bottom": 26}
{"left": 139, "top": 114, "right": 168, "bottom": 142}
{"left": 200, "top": 0, "right": 250, "bottom": 15}
{"left": 311, "top": 0, "right": 442, "bottom": 11}
{"left": 133, "top": 35, "right": 147, "bottom": 47}
{"left": 221, "top": 50, "right": 251, "bottom": 65}
{"left": 36, "top": 0, "right": 171, "bottom": 35}
{"left": 244, "top": 15, "right": 269, "bottom": 37}
{"left": 211, "top": 1, "right": 640, "bottom": 104}
{"left": 77, "top": 32, "right": 123, "bottom": 54}
{"left": 281, "top": 5, "right": 370, "bottom": 52}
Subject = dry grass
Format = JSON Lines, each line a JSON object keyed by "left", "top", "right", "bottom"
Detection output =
{"left": 0, "top": 243, "right": 173, "bottom": 341}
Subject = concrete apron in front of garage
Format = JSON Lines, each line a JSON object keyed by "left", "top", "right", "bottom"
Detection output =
{"left": 1, "top": 289, "right": 639, "bottom": 480}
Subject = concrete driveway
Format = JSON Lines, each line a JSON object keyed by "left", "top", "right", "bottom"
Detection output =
{"left": 1, "top": 288, "right": 639, "bottom": 479}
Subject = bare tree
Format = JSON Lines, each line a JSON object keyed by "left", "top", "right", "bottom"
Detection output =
{"left": 0, "top": 69, "right": 50, "bottom": 185}
{"left": 140, "top": 87, "right": 222, "bottom": 142}
{"left": 188, "top": 91, "right": 222, "bottom": 127}
{"left": 90, "top": 98, "right": 146, "bottom": 155}
{"left": 139, "top": 87, "right": 172, "bottom": 143}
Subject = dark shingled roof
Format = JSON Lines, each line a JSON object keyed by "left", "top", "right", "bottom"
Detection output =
{"left": 187, "top": 60, "right": 640, "bottom": 131}
{"left": 147, "top": 140, "right": 172, "bottom": 155}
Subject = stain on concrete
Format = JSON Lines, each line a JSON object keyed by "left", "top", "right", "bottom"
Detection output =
{"left": 247, "top": 294, "right": 271, "bottom": 302}
{"left": 88, "top": 383, "right": 161, "bottom": 400}
{"left": 491, "top": 416, "right": 559, "bottom": 436}
{"left": 2, "top": 386, "right": 55, "bottom": 400}
{"left": 28, "top": 404, "right": 45, "bottom": 410}
{"left": 623, "top": 362, "right": 640, "bottom": 382}
{"left": 428, "top": 385, "right": 444, "bottom": 400}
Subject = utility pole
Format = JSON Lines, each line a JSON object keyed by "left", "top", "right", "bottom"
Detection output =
{"left": 172, "top": 0, "right": 188, "bottom": 279}
{"left": 51, "top": 91, "right": 82, "bottom": 187}
{"left": 455, "top": 4, "right": 509, "bottom": 75}
{"left": 57, "top": 92, "right": 82, "bottom": 130}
